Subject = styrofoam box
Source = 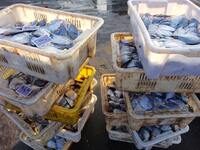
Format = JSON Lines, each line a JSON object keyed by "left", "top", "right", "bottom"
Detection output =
{"left": 128, "top": 0, "right": 200, "bottom": 79}
{"left": 0, "top": 4, "right": 104, "bottom": 83}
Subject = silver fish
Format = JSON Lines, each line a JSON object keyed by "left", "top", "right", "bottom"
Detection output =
{"left": 47, "top": 140, "right": 56, "bottom": 149}
{"left": 151, "top": 24, "right": 175, "bottom": 38}
{"left": 51, "top": 34, "right": 73, "bottom": 46}
{"left": 151, "top": 127, "right": 161, "bottom": 139}
{"left": 161, "top": 125, "right": 172, "bottom": 132}
{"left": 55, "top": 137, "right": 65, "bottom": 149}
{"left": 176, "top": 32, "right": 200, "bottom": 45}
{"left": 170, "top": 15, "right": 189, "bottom": 29}
{"left": 141, "top": 13, "right": 152, "bottom": 28}
{"left": 32, "top": 28, "right": 51, "bottom": 37}
{"left": 10, "top": 32, "right": 31, "bottom": 44}
{"left": 139, "top": 128, "right": 150, "bottom": 142}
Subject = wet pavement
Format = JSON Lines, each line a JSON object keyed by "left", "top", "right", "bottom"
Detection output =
{"left": 0, "top": 0, "right": 200, "bottom": 150}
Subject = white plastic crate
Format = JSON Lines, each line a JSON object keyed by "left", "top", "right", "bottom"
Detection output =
{"left": 0, "top": 91, "right": 93, "bottom": 142}
{"left": 0, "top": 4, "right": 104, "bottom": 83}
{"left": 128, "top": 0, "right": 200, "bottom": 79}
{"left": 0, "top": 83, "right": 65, "bottom": 117}
{"left": 111, "top": 32, "right": 200, "bottom": 93}
{"left": 0, "top": 103, "right": 62, "bottom": 142}
{"left": 0, "top": 67, "right": 59, "bottom": 117}
{"left": 1, "top": 66, "right": 95, "bottom": 117}
{"left": 57, "top": 94, "right": 97, "bottom": 142}
{"left": 20, "top": 132, "right": 72, "bottom": 150}
{"left": 131, "top": 126, "right": 189, "bottom": 150}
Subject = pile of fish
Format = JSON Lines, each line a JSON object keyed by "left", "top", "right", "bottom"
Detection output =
{"left": 8, "top": 73, "right": 48, "bottom": 97}
{"left": 118, "top": 40, "right": 142, "bottom": 69}
{"left": 0, "top": 19, "right": 81, "bottom": 51}
{"left": 130, "top": 92, "right": 189, "bottom": 114}
{"left": 58, "top": 80, "right": 81, "bottom": 109}
{"left": 59, "top": 89, "right": 78, "bottom": 109}
{"left": 141, "top": 14, "right": 200, "bottom": 47}
{"left": 47, "top": 136, "right": 68, "bottom": 150}
{"left": 107, "top": 87, "right": 126, "bottom": 113}
{"left": 138, "top": 125, "right": 179, "bottom": 142}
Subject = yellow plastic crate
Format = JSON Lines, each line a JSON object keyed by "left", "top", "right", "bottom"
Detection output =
{"left": 5, "top": 65, "right": 96, "bottom": 125}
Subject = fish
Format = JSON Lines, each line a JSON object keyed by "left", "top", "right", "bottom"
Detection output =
{"left": 126, "top": 59, "right": 143, "bottom": 68}
{"left": 114, "top": 90, "right": 123, "bottom": 98}
{"left": 139, "top": 128, "right": 150, "bottom": 142}
{"left": 32, "top": 28, "right": 51, "bottom": 37}
{"left": 164, "top": 38, "right": 186, "bottom": 48}
{"left": 152, "top": 16, "right": 170, "bottom": 25}
{"left": 10, "top": 32, "right": 31, "bottom": 44}
{"left": 138, "top": 95, "right": 153, "bottom": 110}
{"left": 161, "top": 125, "right": 172, "bottom": 131}
{"left": 170, "top": 15, "right": 189, "bottom": 29}
{"left": 176, "top": 32, "right": 200, "bottom": 45}
{"left": 141, "top": 13, "right": 153, "bottom": 28}
{"left": 51, "top": 34, "right": 73, "bottom": 47}
{"left": 148, "top": 24, "right": 175, "bottom": 38}
{"left": 65, "top": 23, "right": 80, "bottom": 40}
{"left": 55, "top": 137, "right": 65, "bottom": 150}
{"left": 47, "top": 140, "right": 56, "bottom": 149}
{"left": 151, "top": 127, "right": 161, "bottom": 139}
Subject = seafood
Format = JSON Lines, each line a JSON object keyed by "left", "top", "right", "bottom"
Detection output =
{"left": 130, "top": 92, "right": 189, "bottom": 114}
{"left": 47, "top": 136, "right": 68, "bottom": 150}
{"left": 107, "top": 87, "right": 126, "bottom": 113}
{"left": 141, "top": 14, "right": 200, "bottom": 47}
{"left": 8, "top": 73, "right": 48, "bottom": 98}
{"left": 0, "top": 19, "right": 81, "bottom": 51}
{"left": 138, "top": 125, "right": 179, "bottom": 142}
{"left": 118, "top": 40, "right": 142, "bottom": 69}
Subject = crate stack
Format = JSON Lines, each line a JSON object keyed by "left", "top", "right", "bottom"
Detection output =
{"left": 101, "top": 0, "right": 200, "bottom": 147}
{"left": 0, "top": 4, "right": 103, "bottom": 150}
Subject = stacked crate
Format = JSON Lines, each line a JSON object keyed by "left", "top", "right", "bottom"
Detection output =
{"left": 0, "top": 4, "right": 103, "bottom": 150}
{"left": 101, "top": 32, "right": 200, "bottom": 150}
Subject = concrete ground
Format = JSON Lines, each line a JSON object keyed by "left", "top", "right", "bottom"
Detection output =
{"left": 0, "top": 0, "right": 200, "bottom": 150}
